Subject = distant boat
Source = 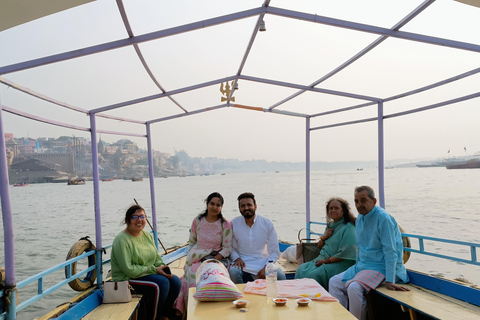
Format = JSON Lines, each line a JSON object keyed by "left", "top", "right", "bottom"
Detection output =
{"left": 416, "top": 162, "right": 446, "bottom": 168}
{"left": 446, "top": 158, "right": 480, "bottom": 169}
{"left": 131, "top": 177, "right": 143, "bottom": 182}
{"left": 356, "top": 168, "right": 363, "bottom": 171}
{"left": 13, "top": 183, "right": 28, "bottom": 187}
{"left": 101, "top": 178, "right": 113, "bottom": 182}
{"left": 68, "top": 178, "right": 86, "bottom": 185}
{"left": 275, "top": 171, "right": 280, "bottom": 173}
{"left": 221, "top": 173, "right": 226, "bottom": 175}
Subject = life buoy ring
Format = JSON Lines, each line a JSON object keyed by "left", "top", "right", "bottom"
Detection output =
{"left": 65, "top": 237, "right": 97, "bottom": 291}
{"left": 398, "top": 224, "right": 411, "bottom": 264}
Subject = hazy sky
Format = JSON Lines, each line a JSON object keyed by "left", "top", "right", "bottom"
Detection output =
{"left": 1, "top": 0, "right": 479, "bottom": 162}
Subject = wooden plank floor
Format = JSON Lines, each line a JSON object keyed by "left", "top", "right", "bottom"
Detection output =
{"left": 376, "top": 284, "right": 480, "bottom": 320}
{"left": 277, "top": 258, "right": 299, "bottom": 274}
{"left": 168, "top": 255, "right": 186, "bottom": 277}
{"left": 81, "top": 295, "right": 142, "bottom": 320}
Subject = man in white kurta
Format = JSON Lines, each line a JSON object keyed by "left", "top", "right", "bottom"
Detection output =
{"left": 229, "top": 192, "right": 286, "bottom": 283}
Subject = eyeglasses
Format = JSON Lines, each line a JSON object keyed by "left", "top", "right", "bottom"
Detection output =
{"left": 132, "top": 215, "right": 146, "bottom": 220}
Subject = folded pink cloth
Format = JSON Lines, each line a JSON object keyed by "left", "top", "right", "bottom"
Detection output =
{"left": 244, "top": 278, "right": 338, "bottom": 302}
{"left": 345, "top": 270, "right": 385, "bottom": 292}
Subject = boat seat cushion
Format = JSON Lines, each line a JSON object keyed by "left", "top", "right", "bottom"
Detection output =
{"left": 193, "top": 260, "right": 243, "bottom": 301}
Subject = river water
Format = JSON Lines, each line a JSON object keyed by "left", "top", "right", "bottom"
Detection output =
{"left": 1, "top": 167, "right": 480, "bottom": 319}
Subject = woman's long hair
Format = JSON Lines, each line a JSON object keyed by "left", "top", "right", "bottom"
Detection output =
{"left": 325, "top": 197, "right": 356, "bottom": 226}
{"left": 198, "top": 192, "right": 225, "bottom": 222}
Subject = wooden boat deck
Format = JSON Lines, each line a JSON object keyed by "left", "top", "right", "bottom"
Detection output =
{"left": 374, "top": 283, "right": 480, "bottom": 320}
{"left": 81, "top": 295, "right": 142, "bottom": 320}
{"left": 276, "top": 258, "right": 299, "bottom": 275}
{"left": 168, "top": 255, "right": 187, "bottom": 277}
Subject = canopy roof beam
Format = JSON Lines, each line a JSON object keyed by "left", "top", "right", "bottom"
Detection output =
{"left": 268, "top": 0, "right": 436, "bottom": 110}
{"left": 266, "top": 6, "right": 480, "bottom": 53}
{"left": 0, "top": 7, "right": 266, "bottom": 75}
{"left": 310, "top": 66, "right": 480, "bottom": 118}
{"left": 115, "top": 0, "right": 188, "bottom": 113}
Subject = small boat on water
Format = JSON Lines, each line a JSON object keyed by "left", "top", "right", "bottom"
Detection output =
{"left": 12, "top": 182, "right": 28, "bottom": 187}
{"left": 1, "top": 1, "right": 480, "bottom": 320}
{"left": 131, "top": 177, "right": 143, "bottom": 181}
{"left": 68, "top": 178, "right": 86, "bottom": 185}
{"left": 446, "top": 158, "right": 480, "bottom": 169}
{"left": 416, "top": 162, "right": 446, "bottom": 168}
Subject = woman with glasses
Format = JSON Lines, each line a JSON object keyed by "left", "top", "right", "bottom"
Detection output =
{"left": 111, "top": 204, "right": 181, "bottom": 320}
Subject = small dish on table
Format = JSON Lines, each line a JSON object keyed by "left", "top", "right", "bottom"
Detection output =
{"left": 233, "top": 300, "right": 249, "bottom": 308}
{"left": 295, "top": 298, "right": 311, "bottom": 306}
{"left": 273, "top": 298, "right": 288, "bottom": 306}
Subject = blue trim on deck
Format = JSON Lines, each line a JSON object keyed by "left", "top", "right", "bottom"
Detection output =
{"left": 407, "top": 270, "right": 480, "bottom": 307}
{"left": 56, "top": 289, "right": 103, "bottom": 320}
{"left": 162, "top": 245, "right": 189, "bottom": 265}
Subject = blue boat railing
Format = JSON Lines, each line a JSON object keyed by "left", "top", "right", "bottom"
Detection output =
{"left": 0, "top": 244, "right": 112, "bottom": 320}
{"left": 307, "top": 221, "right": 480, "bottom": 266}
{"left": 0, "top": 243, "right": 188, "bottom": 320}
{"left": 403, "top": 233, "right": 480, "bottom": 266}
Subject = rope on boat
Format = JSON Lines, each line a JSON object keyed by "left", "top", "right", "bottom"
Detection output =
{"left": 0, "top": 284, "right": 16, "bottom": 310}
{"left": 134, "top": 198, "right": 168, "bottom": 254}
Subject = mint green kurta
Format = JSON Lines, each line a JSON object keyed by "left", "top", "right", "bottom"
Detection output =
{"left": 295, "top": 220, "right": 356, "bottom": 290}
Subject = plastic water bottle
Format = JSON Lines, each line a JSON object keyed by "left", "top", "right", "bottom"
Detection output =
{"left": 266, "top": 260, "right": 277, "bottom": 300}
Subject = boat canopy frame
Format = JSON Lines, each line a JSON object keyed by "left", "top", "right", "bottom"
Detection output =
{"left": 1, "top": 0, "right": 480, "bottom": 319}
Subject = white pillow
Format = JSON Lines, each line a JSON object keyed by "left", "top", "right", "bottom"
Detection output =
{"left": 280, "top": 245, "right": 297, "bottom": 263}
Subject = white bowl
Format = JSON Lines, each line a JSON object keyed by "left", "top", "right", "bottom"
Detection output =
{"left": 295, "top": 298, "right": 311, "bottom": 306}
{"left": 233, "top": 300, "right": 249, "bottom": 308}
{"left": 273, "top": 298, "right": 288, "bottom": 306}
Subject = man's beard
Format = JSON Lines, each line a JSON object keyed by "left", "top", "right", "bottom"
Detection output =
{"left": 241, "top": 209, "right": 255, "bottom": 219}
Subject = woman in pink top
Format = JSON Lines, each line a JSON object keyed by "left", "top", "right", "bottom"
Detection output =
{"left": 175, "top": 192, "right": 233, "bottom": 314}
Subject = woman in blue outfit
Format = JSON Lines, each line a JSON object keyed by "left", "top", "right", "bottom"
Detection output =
{"left": 111, "top": 204, "right": 181, "bottom": 320}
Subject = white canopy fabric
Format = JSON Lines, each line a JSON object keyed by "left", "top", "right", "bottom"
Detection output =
{"left": 0, "top": 0, "right": 95, "bottom": 32}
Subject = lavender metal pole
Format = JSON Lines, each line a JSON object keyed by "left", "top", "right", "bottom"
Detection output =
{"left": 377, "top": 101, "right": 385, "bottom": 208}
{"left": 89, "top": 112, "right": 103, "bottom": 285}
{"left": 306, "top": 117, "right": 311, "bottom": 239}
{"left": 146, "top": 123, "right": 159, "bottom": 250}
{"left": 0, "top": 101, "right": 17, "bottom": 319}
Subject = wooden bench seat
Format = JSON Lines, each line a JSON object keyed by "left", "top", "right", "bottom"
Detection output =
{"left": 371, "top": 284, "right": 480, "bottom": 320}
{"left": 168, "top": 255, "right": 187, "bottom": 277}
{"left": 277, "top": 257, "right": 299, "bottom": 277}
{"left": 81, "top": 295, "right": 142, "bottom": 320}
